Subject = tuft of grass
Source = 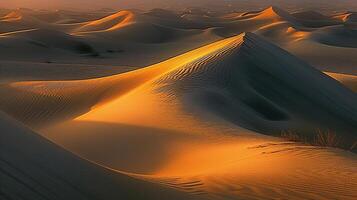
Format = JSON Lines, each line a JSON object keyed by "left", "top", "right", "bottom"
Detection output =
{"left": 280, "top": 129, "right": 356, "bottom": 151}
{"left": 313, "top": 129, "right": 340, "bottom": 148}
{"left": 281, "top": 130, "right": 300, "bottom": 142}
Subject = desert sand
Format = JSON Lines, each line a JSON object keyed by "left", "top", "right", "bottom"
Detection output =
{"left": 1, "top": 5, "right": 356, "bottom": 200}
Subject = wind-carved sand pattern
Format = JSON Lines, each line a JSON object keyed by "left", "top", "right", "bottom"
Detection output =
{"left": 0, "top": 5, "right": 357, "bottom": 200}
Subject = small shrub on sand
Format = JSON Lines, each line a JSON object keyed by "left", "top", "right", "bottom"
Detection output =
{"left": 280, "top": 129, "right": 356, "bottom": 151}
{"left": 313, "top": 129, "right": 340, "bottom": 148}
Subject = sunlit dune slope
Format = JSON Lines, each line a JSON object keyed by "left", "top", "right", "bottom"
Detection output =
{"left": 1, "top": 10, "right": 23, "bottom": 22}
{"left": 0, "top": 111, "right": 203, "bottom": 200}
{"left": 326, "top": 72, "right": 357, "bottom": 92}
{"left": 75, "top": 10, "right": 135, "bottom": 33}
{"left": 251, "top": 6, "right": 297, "bottom": 24}
{"left": 0, "top": 35, "right": 240, "bottom": 128}
{"left": 334, "top": 12, "right": 357, "bottom": 23}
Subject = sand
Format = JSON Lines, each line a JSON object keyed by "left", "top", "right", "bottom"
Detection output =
{"left": 0, "top": 5, "right": 356, "bottom": 200}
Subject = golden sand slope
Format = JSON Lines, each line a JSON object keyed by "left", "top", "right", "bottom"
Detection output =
{"left": 0, "top": 111, "right": 203, "bottom": 200}
{"left": 38, "top": 33, "right": 357, "bottom": 200}
{"left": 1, "top": 11, "right": 22, "bottom": 22}
{"left": 326, "top": 72, "right": 357, "bottom": 92}
{"left": 0, "top": 35, "right": 240, "bottom": 127}
{"left": 75, "top": 10, "right": 135, "bottom": 33}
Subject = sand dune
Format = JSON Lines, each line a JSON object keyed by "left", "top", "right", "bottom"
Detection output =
{"left": 153, "top": 32, "right": 357, "bottom": 148}
{"left": 1, "top": 6, "right": 357, "bottom": 200}
{"left": 75, "top": 10, "right": 135, "bottom": 33}
{"left": 326, "top": 72, "right": 357, "bottom": 92}
{"left": 291, "top": 11, "right": 340, "bottom": 27}
{"left": 38, "top": 33, "right": 357, "bottom": 199}
{"left": 2, "top": 32, "right": 356, "bottom": 146}
{"left": 1, "top": 10, "right": 23, "bottom": 22}
{"left": 0, "top": 35, "right": 239, "bottom": 127}
{"left": 251, "top": 6, "right": 297, "bottom": 24}
{"left": 0, "top": 111, "right": 202, "bottom": 200}
{"left": 309, "top": 25, "right": 357, "bottom": 48}
{"left": 1, "top": 28, "right": 97, "bottom": 54}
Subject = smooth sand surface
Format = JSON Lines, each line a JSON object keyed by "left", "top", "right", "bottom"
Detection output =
{"left": 1, "top": 6, "right": 356, "bottom": 200}
{"left": 0, "top": 111, "right": 205, "bottom": 200}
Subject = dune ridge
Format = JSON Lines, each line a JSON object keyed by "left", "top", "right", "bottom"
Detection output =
{"left": 0, "top": 35, "right": 241, "bottom": 127}
{"left": 154, "top": 33, "right": 357, "bottom": 145}
{"left": 75, "top": 10, "right": 135, "bottom": 33}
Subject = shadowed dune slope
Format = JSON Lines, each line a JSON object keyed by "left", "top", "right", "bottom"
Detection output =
{"left": 0, "top": 111, "right": 204, "bottom": 200}
{"left": 154, "top": 32, "right": 357, "bottom": 149}
{"left": 291, "top": 11, "right": 341, "bottom": 27}
{"left": 309, "top": 25, "right": 357, "bottom": 48}
{"left": 0, "top": 28, "right": 97, "bottom": 54}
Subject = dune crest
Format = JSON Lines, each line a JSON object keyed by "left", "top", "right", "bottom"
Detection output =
{"left": 0, "top": 35, "right": 241, "bottom": 127}
{"left": 1, "top": 10, "right": 23, "bottom": 21}
{"left": 75, "top": 10, "right": 135, "bottom": 33}
{"left": 253, "top": 6, "right": 295, "bottom": 23}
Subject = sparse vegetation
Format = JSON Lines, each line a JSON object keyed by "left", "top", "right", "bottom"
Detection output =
{"left": 280, "top": 129, "right": 356, "bottom": 151}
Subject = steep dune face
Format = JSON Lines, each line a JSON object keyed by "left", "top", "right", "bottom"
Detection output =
{"left": 0, "top": 112, "right": 202, "bottom": 200}
{"left": 155, "top": 33, "right": 357, "bottom": 149}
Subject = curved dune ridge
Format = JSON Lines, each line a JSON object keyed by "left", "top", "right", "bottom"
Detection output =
{"left": 334, "top": 12, "right": 357, "bottom": 23}
{"left": 251, "top": 6, "right": 297, "bottom": 23}
{"left": 326, "top": 72, "right": 357, "bottom": 92}
{"left": 154, "top": 32, "right": 357, "bottom": 149}
{"left": 75, "top": 10, "right": 135, "bottom": 33}
{"left": 1, "top": 10, "right": 23, "bottom": 21}
{"left": 0, "top": 35, "right": 240, "bottom": 127}
{"left": 0, "top": 111, "right": 202, "bottom": 200}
